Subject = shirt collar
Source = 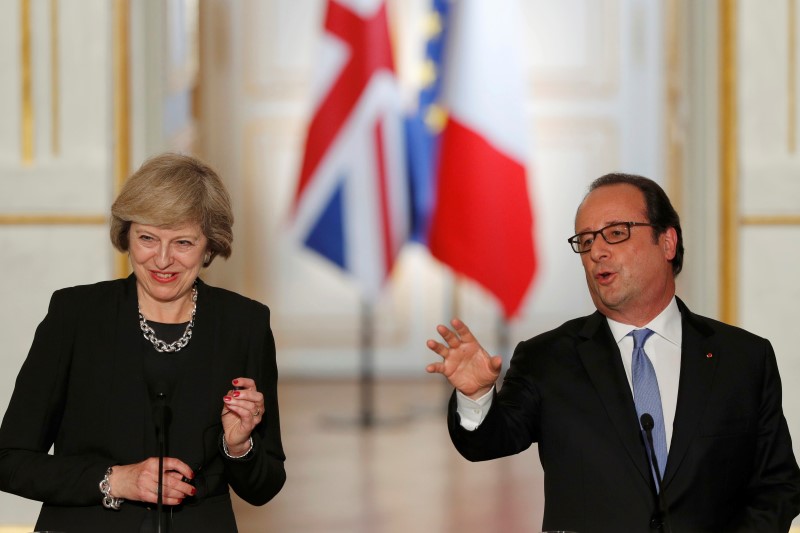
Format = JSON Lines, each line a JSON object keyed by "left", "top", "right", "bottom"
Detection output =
{"left": 606, "top": 296, "right": 682, "bottom": 347}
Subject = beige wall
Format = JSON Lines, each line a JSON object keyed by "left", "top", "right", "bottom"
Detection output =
{"left": 737, "top": 0, "right": 800, "bottom": 468}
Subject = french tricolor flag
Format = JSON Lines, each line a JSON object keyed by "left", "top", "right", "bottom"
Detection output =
{"left": 289, "top": 0, "right": 409, "bottom": 300}
{"left": 428, "top": 0, "right": 537, "bottom": 319}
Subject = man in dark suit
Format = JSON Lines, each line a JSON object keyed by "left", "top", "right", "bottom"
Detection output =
{"left": 426, "top": 173, "right": 800, "bottom": 532}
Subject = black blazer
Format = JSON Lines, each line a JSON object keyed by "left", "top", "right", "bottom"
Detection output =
{"left": 448, "top": 298, "right": 800, "bottom": 533}
{"left": 0, "top": 275, "right": 286, "bottom": 532}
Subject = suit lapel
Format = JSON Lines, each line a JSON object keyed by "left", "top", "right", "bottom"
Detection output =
{"left": 168, "top": 280, "right": 225, "bottom": 461}
{"left": 578, "top": 312, "right": 653, "bottom": 484}
{"left": 662, "top": 298, "right": 717, "bottom": 488}
{"left": 106, "top": 275, "right": 152, "bottom": 460}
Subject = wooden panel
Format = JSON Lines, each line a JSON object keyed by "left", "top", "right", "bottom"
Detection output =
{"left": 524, "top": 0, "right": 620, "bottom": 97}
{"left": 242, "top": 0, "right": 323, "bottom": 100}
{"left": 0, "top": 0, "right": 111, "bottom": 214}
{"left": 739, "top": 226, "right": 800, "bottom": 442}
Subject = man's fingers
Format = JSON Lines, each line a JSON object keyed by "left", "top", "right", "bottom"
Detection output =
{"left": 451, "top": 318, "right": 477, "bottom": 344}
{"left": 426, "top": 339, "right": 449, "bottom": 357}
{"left": 436, "top": 324, "right": 461, "bottom": 348}
{"left": 426, "top": 362, "right": 444, "bottom": 374}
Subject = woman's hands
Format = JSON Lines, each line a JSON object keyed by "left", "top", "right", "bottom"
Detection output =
{"left": 221, "top": 377, "right": 264, "bottom": 456}
{"left": 105, "top": 376, "right": 265, "bottom": 504}
{"left": 426, "top": 318, "right": 502, "bottom": 399}
{"left": 109, "top": 457, "right": 195, "bottom": 505}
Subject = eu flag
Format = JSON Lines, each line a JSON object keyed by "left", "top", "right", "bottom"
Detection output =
{"left": 405, "top": 0, "right": 450, "bottom": 244}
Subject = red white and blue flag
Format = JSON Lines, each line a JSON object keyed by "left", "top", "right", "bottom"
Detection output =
{"left": 289, "top": 0, "right": 409, "bottom": 300}
{"left": 427, "top": 0, "right": 537, "bottom": 318}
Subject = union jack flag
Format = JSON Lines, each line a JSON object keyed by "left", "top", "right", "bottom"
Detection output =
{"left": 289, "top": 0, "right": 409, "bottom": 300}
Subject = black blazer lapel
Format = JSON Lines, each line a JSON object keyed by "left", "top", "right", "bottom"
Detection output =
{"left": 577, "top": 312, "right": 653, "bottom": 485}
{"left": 104, "top": 275, "right": 152, "bottom": 462}
{"left": 168, "top": 280, "right": 228, "bottom": 464}
{"left": 661, "top": 298, "right": 717, "bottom": 489}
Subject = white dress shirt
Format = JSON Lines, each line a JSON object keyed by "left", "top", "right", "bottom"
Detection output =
{"left": 457, "top": 297, "right": 683, "bottom": 452}
{"left": 607, "top": 297, "right": 682, "bottom": 451}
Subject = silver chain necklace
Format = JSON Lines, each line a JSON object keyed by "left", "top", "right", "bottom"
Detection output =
{"left": 138, "top": 285, "right": 197, "bottom": 353}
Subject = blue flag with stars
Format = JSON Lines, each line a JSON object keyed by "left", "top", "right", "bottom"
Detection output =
{"left": 405, "top": 0, "right": 450, "bottom": 244}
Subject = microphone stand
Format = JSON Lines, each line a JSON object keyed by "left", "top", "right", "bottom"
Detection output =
{"left": 640, "top": 413, "right": 672, "bottom": 533}
{"left": 155, "top": 391, "right": 169, "bottom": 533}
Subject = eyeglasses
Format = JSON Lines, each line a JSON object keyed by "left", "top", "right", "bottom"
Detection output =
{"left": 567, "top": 221, "right": 655, "bottom": 254}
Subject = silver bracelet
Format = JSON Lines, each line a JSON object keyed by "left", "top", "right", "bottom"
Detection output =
{"left": 99, "top": 466, "right": 124, "bottom": 510}
{"left": 222, "top": 435, "right": 253, "bottom": 459}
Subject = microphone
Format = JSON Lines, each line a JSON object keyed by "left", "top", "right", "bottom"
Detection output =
{"left": 153, "top": 385, "right": 171, "bottom": 533}
{"left": 152, "top": 381, "right": 172, "bottom": 434}
{"left": 640, "top": 413, "right": 671, "bottom": 533}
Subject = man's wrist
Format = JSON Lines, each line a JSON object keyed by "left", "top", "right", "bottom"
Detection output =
{"left": 465, "top": 386, "right": 494, "bottom": 401}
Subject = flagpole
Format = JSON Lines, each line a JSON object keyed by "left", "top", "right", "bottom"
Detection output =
{"left": 359, "top": 296, "right": 375, "bottom": 428}
{"left": 321, "top": 294, "right": 411, "bottom": 429}
{"left": 497, "top": 312, "right": 510, "bottom": 383}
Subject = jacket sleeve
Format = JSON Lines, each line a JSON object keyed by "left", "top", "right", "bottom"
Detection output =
{"left": 447, "top": 341, "right": 541, "bottom": 462}
{"left": 727, "top": 339, "right": 800, "bottom": 532}
{"left": 0, "top": 289, "right": 113, "bottom": 506}
{"left": 222, "top": 303, "right": 286, "bottom": 506}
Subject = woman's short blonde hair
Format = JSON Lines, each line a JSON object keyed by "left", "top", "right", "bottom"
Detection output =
{"left": 110, "top": 153, "right": 233, "bottom": 266}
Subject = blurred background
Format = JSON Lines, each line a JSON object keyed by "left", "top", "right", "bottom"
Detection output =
{"left": 1, "top": 0, "right": 799, "bottom": 531}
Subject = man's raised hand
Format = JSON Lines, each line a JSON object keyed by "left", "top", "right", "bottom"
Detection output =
{"left": 425, "top": 318, "right": 502, "bottom": 399}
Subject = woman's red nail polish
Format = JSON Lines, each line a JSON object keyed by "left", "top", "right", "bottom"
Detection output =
{"left": 233, "top": 391, "right": 240, "bottom": 397}
{"left": 223, "top": 396, "right": 231, "bottom": 402}
{"left": 191, "top": 488, "right": 196, "bottom": 496}
{"left": 232, "top": 379, "right": 239, "bottom": 385}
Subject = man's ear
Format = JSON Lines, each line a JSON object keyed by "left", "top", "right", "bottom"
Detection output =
{"left": 662, "top": 227, "right": 678, "bottom": 261}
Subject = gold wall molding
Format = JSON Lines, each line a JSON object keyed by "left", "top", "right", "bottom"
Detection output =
{"left": 0, "top": 214, "right": 106, "bottom": 225}
{"left": 20, "top": 0, "right": 34, "bottom": 164}
{"left": 719, "top": 0, "right": 738, "bottom": 325}
{"left": 50, "top": 0, "right": 59, "bottom": 155}
{"left": 665, "top": 0, "right": 684, "bottom": 213}
{"left": 741, "top": 214, "right": 800, "bottom": 225}
{"left": 17, "top": 0, "right": 61, "bottom": 160}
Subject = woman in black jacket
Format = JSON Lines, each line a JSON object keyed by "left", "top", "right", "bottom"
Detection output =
{"left": 0, "top": 153, "right": 286, "bottom": 532}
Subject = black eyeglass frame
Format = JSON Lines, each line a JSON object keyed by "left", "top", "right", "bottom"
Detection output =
{"left": 567, "top": 221, "right": 656, "bottom": 254}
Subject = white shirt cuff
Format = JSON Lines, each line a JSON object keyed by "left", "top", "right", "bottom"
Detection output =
{"left": 455, "top": 387, "right": 495, "bottom": 431}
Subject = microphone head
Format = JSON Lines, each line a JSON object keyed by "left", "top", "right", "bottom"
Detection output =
{"left": 152, "top": 381, "right": 172, "bottom": 433}
{"left": 640, "top": 413, "right": 654, "bottom": 431}
{"left": 154, "top": 381, "right": 169, "bottom": 401}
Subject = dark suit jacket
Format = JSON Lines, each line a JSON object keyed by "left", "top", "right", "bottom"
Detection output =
{"left": 448, "top": 298, "right": 800, "bottom": 533}
{"left": 0, "top": 275, "right": 286, "bottom": 532}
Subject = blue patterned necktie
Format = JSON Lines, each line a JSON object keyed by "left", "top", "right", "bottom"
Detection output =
{"left": 630, "top": 328, "right": 668, "bottom": 485}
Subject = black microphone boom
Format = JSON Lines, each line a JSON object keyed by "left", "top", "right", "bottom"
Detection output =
{"left": 640, "top": 413, "right": 671, "bottom": 533}
{"left": 154, "top": 388, "right": 170, "bottom": 533}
